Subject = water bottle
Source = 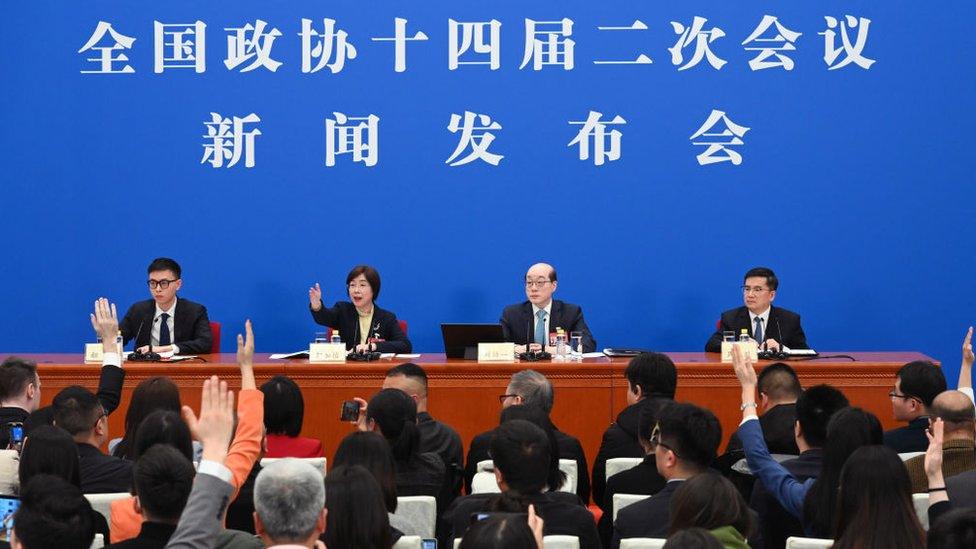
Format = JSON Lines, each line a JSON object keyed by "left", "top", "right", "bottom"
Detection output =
{"left": 555, "top": 328, "right": 568, "bottom": 360}
{"left": 738, "top": 329, "right": 753, "bottom": 343}
{"left": 330, "top": 330, "right": 342, "bottom": 345}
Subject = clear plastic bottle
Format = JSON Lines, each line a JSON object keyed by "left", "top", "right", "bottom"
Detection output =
{"left": 555, "top": 328, "right": 568, "bottom": 360}
{"left": 331, "top": 330, "right": 342, "bottom": 345}
{"left": 738, "top": 328, "right": 753, "bottom": 343}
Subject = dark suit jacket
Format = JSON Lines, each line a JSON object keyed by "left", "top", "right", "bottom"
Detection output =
{"left": 598, "top": 456, "right": 666, "bottom": 548}
{"left": 593, "top": 400, "right": 660, "bottom": 508}
{"left": 111, "top": 521, "right": 178, "bottom": 549}
{"left": 78, "top": 441, "right": 133, "bottom": 493}
{"left": 500, "top": 300, "right": 596, "bottom": 353}
{"left": 718, "top": 404, "right": 800, "bottom": 480}
{"left": 750, "top": 449, "right": 822, "bottom": 549}
{"left": 883, "top": 416, "right": 931, "bottom": 453}
{"left": 705, "top": 306, "right": 808, "bottom": 352}
{"left": 465, "top": 426, "right": 591, "bottom": 504}
{"left": 310, "top": 301, "right": 411, "bottom": 353}
{"left": 418, "top": 412, "right": 464, "bottom": 501}
{"left": 444, "top": 491, "right": 598, "bottom": 549}
{"left": 612, "top": 479, "right": 682, "bottom": 548}
{"left": 120, "top": 298, "right": 213, "bottom": 355}
{"left": 947, "top": 468, "right": 976, "bottom": 509}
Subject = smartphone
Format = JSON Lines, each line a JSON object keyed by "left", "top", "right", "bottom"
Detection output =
{"left": 470, "top": 511, "right": 528, "bottom": 524}
{"left": 421, "top": 539, "right": 437, "bottom": 549}
{"left": 9, "top": 425, "right": 22, "bottom": 444}
{"left": 340, "top": 400, "right": 360, "bottom": 422}
{"left": 0, "top": 495, "right": 21, "bottom": 541}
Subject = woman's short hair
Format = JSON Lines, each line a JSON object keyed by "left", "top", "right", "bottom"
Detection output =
{"left": 261, "top": 375, "right": 305, "bottom": 437}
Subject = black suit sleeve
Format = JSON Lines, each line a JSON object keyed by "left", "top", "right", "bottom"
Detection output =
{"left": 96, "top": 364, "right": 126, "bottom": 416}
{"left": 789, "top": 314, "right": 808, "bottom": 349}
{"left": 176, "top": 305, "right": 213, "bottom": 355}
{"left": 374, "top": 311, "right": 412, "bottom": 354}
{"left": 310, "top": 303, "right": 343, "bottom": 327}
{"left": 499, "top": 306, "right": 519, "bottom": 344}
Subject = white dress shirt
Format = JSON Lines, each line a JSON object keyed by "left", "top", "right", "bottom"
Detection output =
{"left": 532, "top": 301, "right": 553, "bottom": 345}
{"left": 151, "top": 298, "right": 179, "bottom": 354}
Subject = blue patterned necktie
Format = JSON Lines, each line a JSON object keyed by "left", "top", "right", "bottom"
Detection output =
{"left": 535, "top": 309, "right": 547, "bottom": 346}
{"left": 753, "top": 316, "right": 764, "bottom": 343}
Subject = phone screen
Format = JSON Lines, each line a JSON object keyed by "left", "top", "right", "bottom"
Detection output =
{"left": 10, "top": 426, "right": 23, "bottom": 443}
{"left": 0, "top": 496, "right": 21, "bottom": 541}
{"left": 340, "top": 400, "right": 359, "bottom": 421}
{"left": 421, "top": 539, "right": 437, "bottom": 549}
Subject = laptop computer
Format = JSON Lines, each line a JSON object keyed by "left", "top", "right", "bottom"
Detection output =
{"left": 441, "top": 323, "right": 506, "bottom": 359}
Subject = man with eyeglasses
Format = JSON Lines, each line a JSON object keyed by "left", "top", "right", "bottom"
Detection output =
{"left": 117, "top": 257, "right": 213, "bottom": 355}
{"left": 884, "top": 360, "right": 946, "bottom": 453}
{"left": 499, "top": 263, "right": 596, "bottom": 354}
{"left": 705, "top": 266, "right": 808, "bottom": 353}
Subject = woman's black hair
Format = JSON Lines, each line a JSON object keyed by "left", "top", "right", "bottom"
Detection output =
{"left": 333, "top": 431, "right": 399, "bottom": 513}
{"left": 133, "top": 410, "right": 193, "bottom": 462}
{"left": 459, "top": 514, "right": 536, "bottom": 549}
{"left": 113, "top": 376, "right": 181, "bottom": 460}
{"left": 499, "top": 405, "right": 567, "bottom": 492}
{"left": 261, "top": 375, "right": 305, "bottom": 437}
{"left": 366, "top": 389, "right": 420, "bottom": 464}
{"left": 19, "top": 425, "right": 81, "bottom": 490}
{"left": 668, "top": 472, "right": 754, "bottom": 538}
{"left": 322, "top": 465, "right": 393, "bottom": 549}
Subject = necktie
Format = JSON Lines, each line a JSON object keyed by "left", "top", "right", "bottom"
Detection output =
{"left": 159, "top": 313, "right": 171, "bottom": 346}
{"left": 753, "top": 316, "right": 764, "bottom": 343}
{"left": 535, "top": 310, "right": 547, "bottom": 346}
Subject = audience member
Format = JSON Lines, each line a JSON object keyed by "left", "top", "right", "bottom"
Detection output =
{"left": 885, "top": 360, "right": 946, "bottom": 452}
{"left": 254, "top": 458, "right": 327, "bottom": 549}
{"left": 112, "top": 376, "right": 199, "bottom": 461}
{"left": 612, "top": 402, "right": 722, "bottom": 549}
{"left": 0, "top": 358, "right": 41, "bottom": 450}
{"left": 465, "top": 370, "right": 590, "bottom": 503}
{"left": 54, "top": 384, "right": 132, "bottom": 493}
{"left": 260, "top": 375, "right": 324, "bottom": 458}
{"left": 593, "top": 352, "right": 676, "bottom": 506}
{"left": 384, "top": 363, "right": 464, "bottom": 500}
{"left": 321, "top": 465, "right": 393, "bottom": 549}
{"left": 10, "top": 475, "right": 95, "bottom": 549}
{"left": 662, "top": 528, "right": 725, "bottom": 549}
{"left": 333, "top": 430, "right": 422, "bottom": 538}
{"left": 721, "top": 362, "right": 802, "bottom": 460}
{"left": 668, "top": 473, "right": 754, "bottom": 549}
{"left": 459, "top": 506, "right": 544, "bottom": 549}
{"left": 446, "top": 420, "right": 598, "bottom": 548}
{"left": 498, "top": 405, "right": 568, "bottom": 494}
{"left": 832, "top": 445, "right": 925, "bottom": 549}
{"left": 904, "top": 390, "right": 976, "bottom": 492}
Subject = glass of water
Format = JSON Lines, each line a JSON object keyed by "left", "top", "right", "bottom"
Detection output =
{"left": 723, "top": 331, "right": 736, "bottom": 342}
{"left": 570, "top": 331, "right": 583, "bottom": 361}
{"left": 313, "top": 331, "right": 329, "bottom": 344}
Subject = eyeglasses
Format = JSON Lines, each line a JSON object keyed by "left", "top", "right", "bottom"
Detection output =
{"left": 888, "top": 390, "right": 920, "bottom": 403}
{"left": 498, "top": 394, "right": 520, "bottom": 404}
{"left": 348, "top": 282, "right": 371, "bottom": 290}
{"left": 525, "top": 280, "right": 552, "bottom": 289}
{"left": 91, "top": 409, "right": 108, "bottom": 429}
{"left": 649, "top": 422, "right": 680, "bottom": 458}
{"left": 148, "top": 279, "right": 179, "bottom": 289}
{"left": 741, "top": 286, "right": 769, "bottom": 295}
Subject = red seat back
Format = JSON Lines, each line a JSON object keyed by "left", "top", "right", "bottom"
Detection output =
{"left": 209, "top": 321, "right": 221, "bottom": 354}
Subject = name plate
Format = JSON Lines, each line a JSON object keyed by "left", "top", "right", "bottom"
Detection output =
{"left": 84, "top": 343, "right": 104, "bottom": 363}
{"left": 721, "top": 341, "right": 758, "bottom": 363}
{"left": 478, "top": 342, "right": 515, "bottom": 363}
{"left": 309, "top": 343, "right": 346, "bottom": 363}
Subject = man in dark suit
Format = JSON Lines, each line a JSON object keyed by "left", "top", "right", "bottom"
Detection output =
{"left": 705, "top": 266, "right": 808, "bottom": 352}
{"left": 884, "top": 360, "right": 946, "bottom": 453}
{"left": 119, "top": 257, "right": 213, "bottom": 355}
{"left": 611, "top": 402, "right": 722, "bottom": 549}
{"left": 500, "top": 263, "right": 596, "bottom": 353}
{"left": 464, "top": 369, "right": 590, "bottom": 504}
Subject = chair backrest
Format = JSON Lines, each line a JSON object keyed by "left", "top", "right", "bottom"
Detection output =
{"left": 613, "top": 493, "right": 650, "bottom": 521}
{"left": 620, "top": 539, "right": 667, "bottom": 549}
{"left": 543, "top": 535, "right": 580, "bottom": 549}
{"left": 471, "top": 471, "right": 501, "bottom": 494}
{"left": 785, "top": 537, "right": 834, "bottom": 549}
{"left": 90, "top": 533, "right": 105, "bottom": 549}
{"left": 558, "top": 459, "right": 577, "bottom": 493}
{"left": 913, "top": 492, "right": 930, "bottom": 530}
{"left": 393, "top": 535, "right": 423, "bottom": 549}
{"left": 900, "top": 451, "right": 925, "bottom": 461}
{"left": 606, "top": 458, "right": 643, "bottom": 481}
{"left": 84, "top": 492, "right": 130, "bottom": 524}
{"left": 209, "top": 321, "right": 221, "bottom": 354}
{"left": 259, "top": 457, "right": 327, "bottom": 476}
{"left": 394, "top": 496, "right": 437, "bottom": 538}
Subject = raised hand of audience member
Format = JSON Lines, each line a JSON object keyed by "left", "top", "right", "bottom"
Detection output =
{"left": 925, "top": 418, "right": 948, "bottom": 505}
{"left": 528, "top": 504, "right": 544, "bottom": 549}
{"left": 731, "top": 344, "right": 759, "bottom": 419}
{"left": 90, "top": 297, "right": 120, "bottom": 353}
{"left": 961, "top": 327, "right": 974, "bottom": 391}
{"left": 237, "top": 319, "right": 256, "bottom": 390}
{"left": 182, "top": 376, "right": 236, "bottom": 465}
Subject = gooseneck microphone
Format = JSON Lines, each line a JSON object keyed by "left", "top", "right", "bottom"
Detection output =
{"left": 127, "top": 315, "right": 161, "bottom": 362}
{"left": 347, "top": 313, "right": 381, "bottom": 362}
{"left": 518, "top": 313, "right": 551, "bottom": 361}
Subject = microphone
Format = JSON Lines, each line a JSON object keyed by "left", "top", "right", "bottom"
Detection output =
{"left": 347, "top": 313, "right": 381, "bottom": 362}
{"left": 127, "top": 316, "right": 161, "bottom": 362}
{"left": 518, "top": 312, "right": 550, "bottom": 361}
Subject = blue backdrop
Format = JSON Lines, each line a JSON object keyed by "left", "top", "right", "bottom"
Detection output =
{"left": 2, "top": 1, "right": 973, "bottom": 384}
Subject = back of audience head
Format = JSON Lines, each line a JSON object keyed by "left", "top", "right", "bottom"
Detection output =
{"left": 756, "top": 362, "right": 801, "bottom": 408}
{"left": 662, "top": 528, "right": 724, "bottom": 549}
{"left": 459, "top": 514, "right": 537, "bottom": 549}
{"left": 504, "top": 370, "right": 554, "bottom": 413}
{"left": 261, "top": 375, "right": 305, "bottom": 437}
{"left": 366, "top": 388, "right": 420, "bottom": 464}
{"left": 832, "top": 445, "right": 924, "bottom": 549}
{"left": 114, "top": 376, "right": 181, "bottom": 460}
{"left": 322, "top": 465, "right": 391, "bottom": 549}
{"left": 132, "top": 444, "right": 195, "bottom": 524}
{"left": 636, "top": 399, "right": 670, "bottom": 453}
{"left": 489, "top": 419, "right": 551, "bottom": 501}
{"left": 133, "top": 410, "right": 193, "bottom": 462}
{"left": 893, "top": 361, "right": 947, "bottom": 420}
{"left": 52, "top": 386, "right": 106, "bottom": 443}
{"left": 18, "top": 425, "right": 81, "bottom": 490}
{"left": 499, "top": 404, "right": 567, "bottom": 492}
{"left": 929, "top": 508, "right": 976, "bottom": 549}
{"left": 653, "top": 402, "right": 722, "bottom": 477}
{"left": 12, "top": 474, "right": 94, "bottom": 549}
{"left": 0, "top": 357, "right": 40, "bottom": 412}
{"left": 383, "top": 363, "right": 429, "bottom": 402}
{"left": 802, "top": 406, "right": 883, "bottom": 538}
{"left": 255, "top": 458, "right": 327, "bottom": 547}
{"left": 931, "top": 391, "right": 976, "bottom": 439}
{"left": 625, "top": 352, "right": 677, "bottom": 404}
{"left": 668, "top": 473, "right": 754, "bottom": 539}
{"left": 794, "top": 385, "right": 850, "bottom": 448}
{"left": 334, "top": 430, "right": 399, "bottom": 513}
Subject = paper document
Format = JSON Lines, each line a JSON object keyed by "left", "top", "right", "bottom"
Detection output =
{"left": 166, "top": 355, "right": 197, "bottom": 362}
{"left": 270, "top": 350, "right": 310, "bottom": 359}
{"left": 396, "top": 354, "right": 421, "bottom": 358}
{"left": 582, "top": 352, "right": 607, "bottom": 359}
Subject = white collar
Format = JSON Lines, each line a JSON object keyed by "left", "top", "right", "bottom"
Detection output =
{"left": 532, "top": 301, "right": 552, "bottom": 317}
{"left": 749, "top": 307, "right": 770, "bottom": 324}
{"left": 155, "top": 297, "right": 178, "bottom": 318}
